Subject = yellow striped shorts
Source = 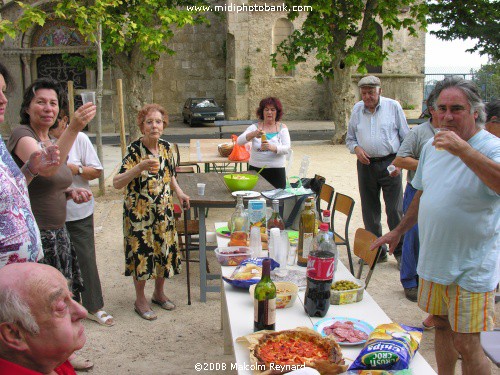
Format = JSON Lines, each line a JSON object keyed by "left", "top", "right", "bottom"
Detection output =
{"left": 417, "top": 278, "right": 496, "bottom": 333}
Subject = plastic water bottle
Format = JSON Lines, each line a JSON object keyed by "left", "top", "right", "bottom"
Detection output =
{"left": 196, "top": 140, "right": 202, "bottom": 162}
{"left": 299, "top": 155, "right": 310, "bottom": 179}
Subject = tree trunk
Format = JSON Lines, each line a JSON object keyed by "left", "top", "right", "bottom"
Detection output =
{"left": 329, "top": 64, "right": 354, "bottom": 144}
{"left": 114, "top": 48, "right": 154, "bottom": 142}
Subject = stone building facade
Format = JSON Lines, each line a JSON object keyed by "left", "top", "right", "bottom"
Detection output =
{"left": 1, "top": 0, "right": 425, "bottom": 134}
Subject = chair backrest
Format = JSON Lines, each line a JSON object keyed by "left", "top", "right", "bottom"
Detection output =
{"left": 353, "top": 228, "right": 382, "bottom": 288}
{"left": 173, "top": 143, "right": 182, "bottom": 167}
{"left": 331, "top": 193, "right": 355, "bottom": 238}
{"left": 316, "top": 183, "right": 334, "bottom": 214}
{"left": 173, "top": 143, "right": 200, "bottom": 173}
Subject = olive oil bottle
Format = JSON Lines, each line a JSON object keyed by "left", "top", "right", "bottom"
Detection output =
{"left": 297, "top": 197, "right": 317, "bottom": 267}
{"left": 253, "top": 258, "right": 276, "bottom": 331}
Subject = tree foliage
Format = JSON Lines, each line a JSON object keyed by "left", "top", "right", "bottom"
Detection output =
{"left": 1, "top": 0, "right": 210, "bottom": 73}
{"left": 472, "top": 60, "right": 500, "bottom": 101}
{"left": 272, "top": 0, "right": 428, "bottom": 82}
{"left": 427, "top": 0, "right": 500, "bottom": 60}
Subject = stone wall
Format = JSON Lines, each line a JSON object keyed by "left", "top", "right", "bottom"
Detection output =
{"left": 1, "top": 0, "right": 426, "bottom": 133}
{"left": 152, "top": 13, "right": 227, "bottom": 121}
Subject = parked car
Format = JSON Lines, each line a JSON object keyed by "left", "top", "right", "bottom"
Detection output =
{"left": 182, "top": 97, "right": 225, "bottom": 126}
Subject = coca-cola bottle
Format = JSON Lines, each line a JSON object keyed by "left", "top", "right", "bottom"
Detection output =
{"left": 304, "top": 223, "right": 336, "bottom": 317}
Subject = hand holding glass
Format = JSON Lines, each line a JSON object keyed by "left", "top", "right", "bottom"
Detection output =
{"left": 38, "top": 139, "right": 59, "bottom": 166}
{"left": 80, "top": 91, "right": 96, "bottom": 105}
{"left": 435, "top": 128, "right": 450, "bottom": 151}
{"left": 147, "top": 154, "right": 160, "bottom": 174}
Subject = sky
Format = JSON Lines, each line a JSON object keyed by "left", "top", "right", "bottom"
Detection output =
{"left": 425, "top": 26, "right": 489, "bottom": 73}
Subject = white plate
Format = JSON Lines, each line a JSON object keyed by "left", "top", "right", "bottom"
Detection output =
{"left": 313, "top": 317, "right": 374, "bottom": 346}
{"left": 231, "top": 191, "right": 261, "bottom": 198}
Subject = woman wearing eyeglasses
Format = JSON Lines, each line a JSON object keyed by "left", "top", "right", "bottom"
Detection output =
{"left": 113, "top": 104, "right": 189, "bottom": 320}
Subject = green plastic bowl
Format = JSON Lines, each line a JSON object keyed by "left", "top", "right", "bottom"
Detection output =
{"left": 223, "top": 173, "right": 259, "bottom": 192}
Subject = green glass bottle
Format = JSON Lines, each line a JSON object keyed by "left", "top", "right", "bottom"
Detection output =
{"left": 297, "top": 197, "right": 317, "bottom": 267}
{"left": 253, "top": 258, "right": 276, "bottom": 331}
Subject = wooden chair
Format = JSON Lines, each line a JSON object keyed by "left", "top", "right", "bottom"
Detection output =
{"left": 316, "top": 182, "right": 334, "bottom": 214}
{"left": 174, "top": 205, "right": 209, "bottom": 305}
{"left": 331, "top": 192, "right": 355, "bottom": 275}
{"left": 173, "top": 143, "right": 200, "bottom": 173}
{"left": 353, "top": 228, "right": 382, "bottom": 288}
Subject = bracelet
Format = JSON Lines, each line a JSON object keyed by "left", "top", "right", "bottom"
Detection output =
{"left": 25, "top": 161, "right": 39, "bottom": 178}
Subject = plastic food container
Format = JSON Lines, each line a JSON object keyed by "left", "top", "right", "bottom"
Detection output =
{"left": 330, "top": 278, "right": 365, "bottom": 305}
{"left": 223, "top": 174, "right": 258, "bottom": 192}
{"left": 214, "top": 246, "right": 252, "bottom": 266}
{"left": 249, "top": 281, "right": 298, "bottom": 309}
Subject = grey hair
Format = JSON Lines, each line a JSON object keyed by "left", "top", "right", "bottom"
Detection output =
{"left": 0, "top": 289, "right": 39, "bottom": 335}
{"left": 432, "top": 76, "right": 486, "bottom": 128}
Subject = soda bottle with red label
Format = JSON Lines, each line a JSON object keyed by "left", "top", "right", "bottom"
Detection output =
{"left": 304, "top": 223, "right": 336, "bottom": 317}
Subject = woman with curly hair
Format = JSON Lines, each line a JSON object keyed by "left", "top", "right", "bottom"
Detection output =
{"left": 237, "top": 97, "right": 291, "bottom": 188}
{"left": 113, "top": 104, "right": 189, "bottom": 320}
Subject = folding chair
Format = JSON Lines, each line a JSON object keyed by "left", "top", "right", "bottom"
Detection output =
{"left": 331, "top": 192, "right": 355, "bottom": 275}
{"left": 173, "top": 143, "right": 200, "bottom": 173}
{"left": 316, "top": 182, "right": 334, "bottom": 214}
{"left": 353, "top": 228, "right": 382, "bottom": 288}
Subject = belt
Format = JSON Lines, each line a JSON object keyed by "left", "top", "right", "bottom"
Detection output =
{"left": 369, "top": 154, "right": 396, "bottom": 162}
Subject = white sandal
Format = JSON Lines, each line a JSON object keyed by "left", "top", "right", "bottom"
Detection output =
{"left": 88, "top": 310, "right": 115, "bottom": 326}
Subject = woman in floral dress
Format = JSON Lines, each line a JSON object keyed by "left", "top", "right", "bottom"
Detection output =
{"left": 113, "top": 104, "right": 190, "bottom": 320}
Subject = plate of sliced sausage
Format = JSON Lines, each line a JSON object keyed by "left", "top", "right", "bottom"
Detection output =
{"left": 314, "top": 317, "right": 374, "bottom": 346}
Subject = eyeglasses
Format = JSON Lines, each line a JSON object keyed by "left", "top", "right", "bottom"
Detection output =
{"left": 144, "top": 119, "right": 164, "bottom": 126}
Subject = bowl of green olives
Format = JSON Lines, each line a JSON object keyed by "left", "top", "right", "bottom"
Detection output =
{"left": 330, "top": 278, "right": 365, "bottom": 305}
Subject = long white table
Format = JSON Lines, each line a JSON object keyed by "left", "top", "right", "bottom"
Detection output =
{"left": 216, "top": 222, "right": 436, "bottom": 374}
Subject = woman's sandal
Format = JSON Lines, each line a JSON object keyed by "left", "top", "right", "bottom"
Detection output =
{"left": 88, "top": 310, "right": 115, "bottom": 327}
{"left": 70, "top": 355, "right": 94, "bottom": 372}
{"left": 151, "top": 298, "right": 176, "bottom": 311}
{"left": 134, "top": 305, "right": 157, "bottom": 321}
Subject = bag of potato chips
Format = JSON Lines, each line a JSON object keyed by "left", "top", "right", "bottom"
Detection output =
{"left": 348, "top": 323, "right": 422, "bottom": 372}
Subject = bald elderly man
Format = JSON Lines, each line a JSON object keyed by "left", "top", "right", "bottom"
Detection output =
{"left": 0, "top": 262, "right": 87, "bottom": 374}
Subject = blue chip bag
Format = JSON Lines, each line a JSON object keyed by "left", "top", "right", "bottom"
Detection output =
{"left": 222, "top": 257, "right": 279, "bottom": 289}
{"left": 348, "top": 323, "right": 423, "bottom": 372}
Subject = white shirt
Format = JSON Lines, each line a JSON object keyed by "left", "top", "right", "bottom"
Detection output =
{"left": 66, "top": 132, "right": 103, "bottom": 222}
{"left": 346, "top": 96, "right": 409, "bottom": 157}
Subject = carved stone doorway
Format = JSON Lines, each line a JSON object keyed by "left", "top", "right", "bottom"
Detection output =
{"left": 36, "top": 53, "right": 89, "bottom": 129}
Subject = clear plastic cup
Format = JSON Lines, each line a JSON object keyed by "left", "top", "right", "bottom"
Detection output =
{"left": 435, "top": 128, "right": 450, "bottom": 151}
{"left": 80, "top": 91, "right": 96, "bottom": 104}
{"left": 197, "top": 183, "right": 206, "bottom": 195}
{"left": 249, "top": 227, "right": 262, "bottom": 257}
{"left": 387, "top": 165, "right": 396, "bottom": 174}
{"left": 38, "top": 139, "right": 58, "bottom": 166}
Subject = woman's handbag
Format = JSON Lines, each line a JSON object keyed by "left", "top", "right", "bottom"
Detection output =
{"left": 228, "top": 135, "right": 250, "bottom": 161}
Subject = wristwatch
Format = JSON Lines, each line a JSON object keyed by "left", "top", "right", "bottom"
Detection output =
{"left": 77, "top": 166, "right": 83, "bottom": 175}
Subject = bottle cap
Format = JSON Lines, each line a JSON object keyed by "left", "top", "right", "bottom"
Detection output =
{"left": 319, "top": 223, "right": 329, "bottom": 231}
{"left": 322, "top": 210, "right": 331, "bottom": 217}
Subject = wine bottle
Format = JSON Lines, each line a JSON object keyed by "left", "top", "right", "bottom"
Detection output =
{"left": 254, "top": 258, "right": 276, "bottom": 331}
{"left": 297, "top": 197, "right": 317, "bottom": 267}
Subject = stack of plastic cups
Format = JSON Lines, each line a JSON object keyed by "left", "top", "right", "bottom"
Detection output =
{"left": 249, "top": 227, "right": 263, "bottom": 258}
{"left": 270, "top": 228, "right": 287, "bottom": 276}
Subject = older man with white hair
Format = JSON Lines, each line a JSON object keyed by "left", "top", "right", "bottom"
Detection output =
{"left": 373, "top": 76, "right": 500, "bottom": 375}
{"left": 346, "top": 75, "right": 409, "bottom": 266}
{"left": 0, "top": 262, "right": 88, "bottom": 374}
